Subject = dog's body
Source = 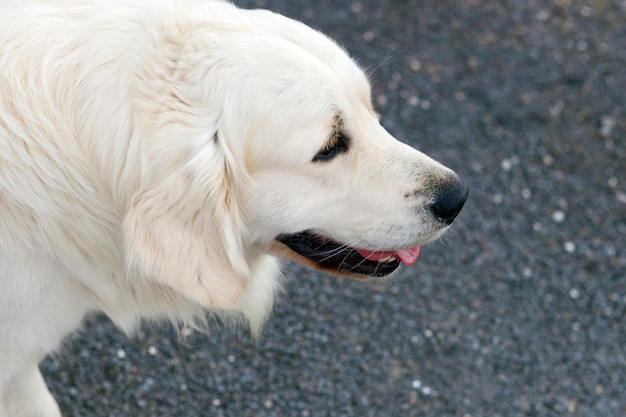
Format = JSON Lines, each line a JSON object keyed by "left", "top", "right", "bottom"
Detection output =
{"left": 0, "top": 1, "right": 467, "bottom": 415}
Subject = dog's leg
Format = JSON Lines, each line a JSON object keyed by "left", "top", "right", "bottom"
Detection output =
{"left": 0, "top": 256, "right": 92, "bottom": 417}
{"left": 1, "top": 364, "right": 62, "bottom": 417}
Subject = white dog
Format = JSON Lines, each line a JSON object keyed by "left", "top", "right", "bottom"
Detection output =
{"left": 0, "top": 0, "right": 467, "bottom": 415}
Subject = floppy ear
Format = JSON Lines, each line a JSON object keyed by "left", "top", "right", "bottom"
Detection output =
{"left": 123, "top": 128, "right": 251, "bottom": 309}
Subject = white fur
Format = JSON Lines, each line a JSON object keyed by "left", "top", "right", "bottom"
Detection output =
{"left": 0, "top": 1, "right": 459, "bottom": 415}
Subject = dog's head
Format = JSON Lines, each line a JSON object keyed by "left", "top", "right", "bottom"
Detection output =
{"left": 123, "top": 4, "right": 467, "bottom": 316}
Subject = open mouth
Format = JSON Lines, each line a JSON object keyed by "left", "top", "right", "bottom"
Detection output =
{"left": 276, "top": 231, "right": 421, "bottom": 278}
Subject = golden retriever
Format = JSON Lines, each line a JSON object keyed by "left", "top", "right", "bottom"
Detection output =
{"left": 0, "top": 0, "right": 467, "bottom": 415}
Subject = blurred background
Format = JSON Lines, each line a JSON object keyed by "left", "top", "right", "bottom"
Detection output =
{"left": 45, "top": 1, "right": 625, "bottom": 416}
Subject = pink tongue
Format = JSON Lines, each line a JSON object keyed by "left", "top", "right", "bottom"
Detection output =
{"left": 355, "top": 246, "right": 421, "bottom": 266}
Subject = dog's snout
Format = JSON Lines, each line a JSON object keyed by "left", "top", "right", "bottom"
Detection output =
{"left": 429, "top": 179, "right": 469, "bottom": 225}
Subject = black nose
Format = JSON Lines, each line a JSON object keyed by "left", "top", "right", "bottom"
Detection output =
{"left": 430, "top": 179, "right": 469, "bottom": 225}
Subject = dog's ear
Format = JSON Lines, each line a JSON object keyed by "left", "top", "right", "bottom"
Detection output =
{"left": 123, "top": 126, "right": 251, "bottom": 309}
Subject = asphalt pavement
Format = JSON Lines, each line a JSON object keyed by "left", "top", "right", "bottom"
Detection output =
{"left": 42, "top": 1, "right": 626, "bottom": 416}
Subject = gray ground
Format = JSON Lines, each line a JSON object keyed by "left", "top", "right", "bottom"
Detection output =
{"left": 43, "top": 1, "right": 626, "bottom": 416}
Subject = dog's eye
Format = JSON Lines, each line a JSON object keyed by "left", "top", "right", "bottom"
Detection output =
{"left": 313, "top": 132, "right": 349, "bottom": 162}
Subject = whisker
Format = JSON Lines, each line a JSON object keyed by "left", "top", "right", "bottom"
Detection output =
{"left": 374, "top": 229, "right": 395, "bottom": 276}
{"left": 312, "top": 240, "right": 357, "bottom": 266}
{"left": 311, "top": 237, "right": 366, "bottom": 273}
{"left": 347, "top": 230, "right": 394, "bottom": 276}
{"left": 365, "top": 49, "right": 405, "bottom": 79}
{"left": 305, "top": 232, "right": 401, "bottom": 276}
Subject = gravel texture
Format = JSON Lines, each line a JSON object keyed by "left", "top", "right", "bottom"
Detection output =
{"left": 42, "top": 1, "right": 625, "bottom": 416}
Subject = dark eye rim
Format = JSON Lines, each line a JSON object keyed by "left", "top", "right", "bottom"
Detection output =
{"left": 312, "top": 132, "right": 350, "bottom": 162}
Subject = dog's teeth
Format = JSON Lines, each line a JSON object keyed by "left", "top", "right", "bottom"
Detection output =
{"left": 379, "top": 255, "right": 396, "bottom": 263}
